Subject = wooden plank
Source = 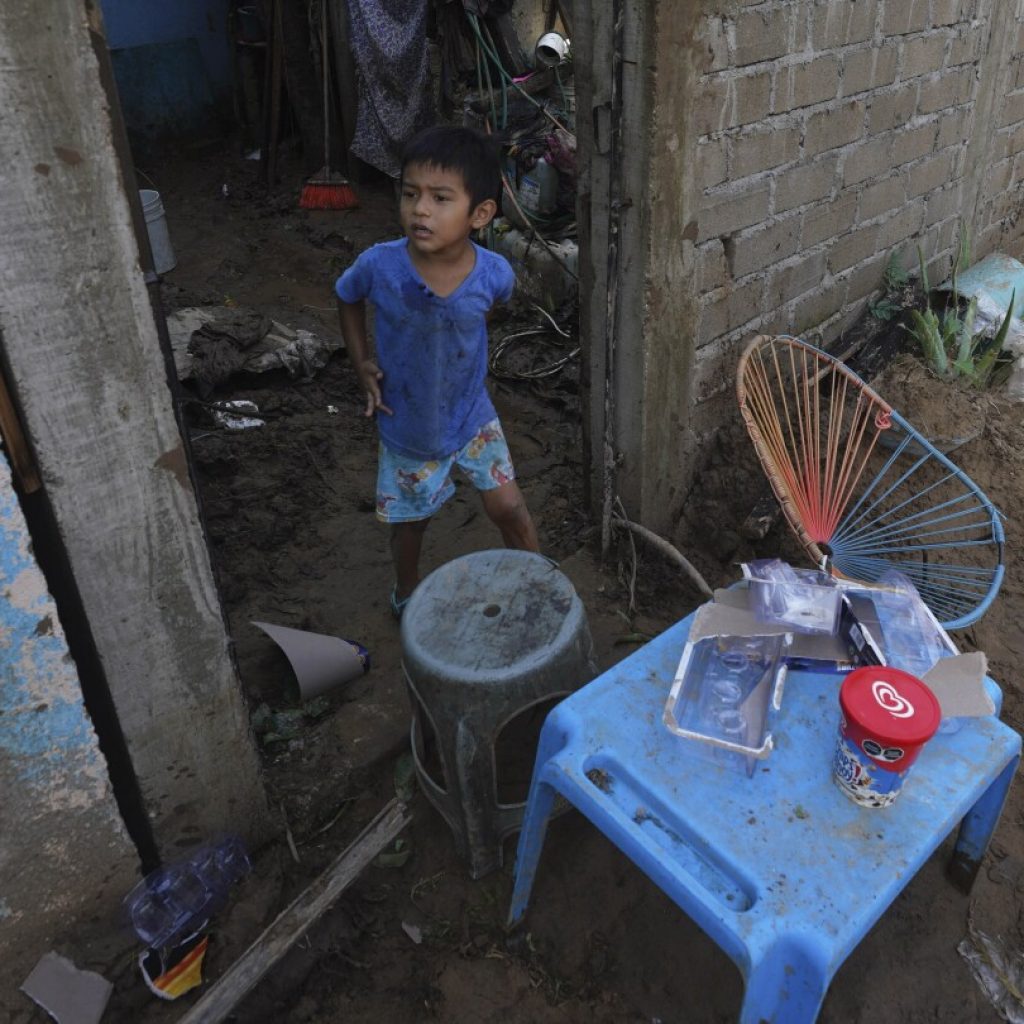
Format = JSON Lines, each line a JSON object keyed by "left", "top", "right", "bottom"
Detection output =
{"left": 178, "top": 800, "right": 411, "bottom": 1024}
{"left": 487, "top": 13, "right": 530, "bottom": 78}
{"left": 261, "top": 0, "right": 283, "bottom": 186}
{"left": 577, "top": 0, "right": 614, "bottom": 521}
{"left": 327, "top": 0, "right": 359, "bottom": 180}
{"left": 555, "top": 0, "right": 574, "bottom": 37}
{"left": 0, "top": 357, "right": 41, "bottom": 493}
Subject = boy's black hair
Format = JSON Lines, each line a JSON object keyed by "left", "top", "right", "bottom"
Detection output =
{"left": 400, "top": 125, "right": 502, "bottom": 209}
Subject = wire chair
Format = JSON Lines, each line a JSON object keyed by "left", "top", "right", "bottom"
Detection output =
{"left": 736, "top": 334, "right": 1004, "bottom": 630}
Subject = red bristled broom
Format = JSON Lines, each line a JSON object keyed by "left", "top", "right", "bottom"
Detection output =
{"left": 300, "top": 0, "right": 358, "bottom": 210}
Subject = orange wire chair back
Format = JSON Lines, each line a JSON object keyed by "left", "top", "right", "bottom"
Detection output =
{"left": 736, "top": 335, "right": 1004, "bottom": 629}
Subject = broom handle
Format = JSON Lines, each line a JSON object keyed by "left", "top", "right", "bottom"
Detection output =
{"left": 322, "top": 0, "right": 331, "bottom": 174}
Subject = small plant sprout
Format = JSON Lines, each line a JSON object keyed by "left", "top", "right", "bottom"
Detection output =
{"left": 870, "top": 252, "right": 911, "bottom": 321}
{"left": 869, "top": 297, "right": 901, "bottom": 322}
{"left": 883, "top": 250, "right": 910, "bottom": 291}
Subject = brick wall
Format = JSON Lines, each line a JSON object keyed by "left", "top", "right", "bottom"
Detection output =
{"left": 690, "top": 0, "right": 1024, "bottom": 411}
{"left": 977, "top": 3, "right": 1024, "bottom": 251}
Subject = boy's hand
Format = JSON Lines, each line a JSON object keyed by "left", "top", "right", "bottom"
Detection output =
{"left": 358, "top": 360, "right": 393, "bottom": 417}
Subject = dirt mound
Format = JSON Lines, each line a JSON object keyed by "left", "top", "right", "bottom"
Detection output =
{"left": 871, "top": 352, "right": 988, "bottom": 445}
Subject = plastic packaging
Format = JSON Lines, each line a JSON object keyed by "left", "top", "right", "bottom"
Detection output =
{"left": 869, "top": 570, "right": 958, "bottom": 678}
{"left": 124, "top": 836, "right": 252, "bottom": 949}
{"left": 663, "top": 632, "right": 790, "bottom": 776}
{"left": 491, "top": 223, "right": 578, "bottom": 307}
{"left": 743, "top": 559, "right": 842, "bottom": 635}
{"left": 517, "top": 155, "right": 558, "bottom": 218}
{"left": 139, "top": 189, "right": 177, "bottom": 275}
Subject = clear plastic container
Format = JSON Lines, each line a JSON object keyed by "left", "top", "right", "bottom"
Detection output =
{"left": 743, "top": 559, "right": 842, "bottom": 635}
{"left": 124, "top": 836, "right": 252, "bottom": 949}
{"left": 866, "top": 570, "right": 958, "bottom": 677}
{"left": 663, "top": 633, "right": 791, "bottom": 776}
{"left": 517, "top": 155, "right": 558, "bottom": 218}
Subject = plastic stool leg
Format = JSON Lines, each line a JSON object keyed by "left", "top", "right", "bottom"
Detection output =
{"left": 948, "top": 753, "right": 1020, "bottom": 893}
{"left": 507, "top": 775, "right": 558, "bottom": 928}
{"left": 507, "top": 716, "right": 573, "bottom": 927}
{"left": 740, "top": 935, "right": 829, "bottom": 1024}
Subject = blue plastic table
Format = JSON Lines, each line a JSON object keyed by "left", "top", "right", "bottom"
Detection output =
{"left": 508, "top": 608, "right": 1021, "bottom": 1023}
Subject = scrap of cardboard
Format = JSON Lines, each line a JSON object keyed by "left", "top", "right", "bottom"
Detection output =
{"left": 252, "top": 621, "right": 366, "bottom": 701}
{"left": 922, "top": 651, "right": 994, "bottom": 718}
{"left": 21, "top": 952, "right": 112, "bottom": 1024}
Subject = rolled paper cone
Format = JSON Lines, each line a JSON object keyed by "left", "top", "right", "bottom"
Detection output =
{"left": 252, "top": 621, "right": 368, "bottom": 701}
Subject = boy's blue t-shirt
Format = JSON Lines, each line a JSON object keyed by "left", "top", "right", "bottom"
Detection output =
{"left": 336, "top": 238, "right": 515, "bottom": 460}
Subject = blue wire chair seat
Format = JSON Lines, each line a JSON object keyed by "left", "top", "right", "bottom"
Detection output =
{"left": 737, "top": 335, "right": 1004, "bottom": 629}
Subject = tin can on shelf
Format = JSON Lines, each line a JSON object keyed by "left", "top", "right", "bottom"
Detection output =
{"left": 833, "top": 666, "right": 942, "bottom": 808}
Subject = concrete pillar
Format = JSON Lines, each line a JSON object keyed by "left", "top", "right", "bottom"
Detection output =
{"left": 580, "top": 0, "right": 701, "bottom": 536}
{"left": 635, "top": 0, "right": 702, "bottom": 531}
{"left": 0, "top": 0, "right": 269, "bottom": 855}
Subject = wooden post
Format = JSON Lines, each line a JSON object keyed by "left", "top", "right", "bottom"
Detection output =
{"left": 327, "top": 0, "right": 360, "bottom": 180}
{"left": 0, "top": 355, "right": 41, "bottom": 493}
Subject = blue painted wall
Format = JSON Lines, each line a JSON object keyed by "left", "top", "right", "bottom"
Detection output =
{"left": 0, "top": 457, "right": 138, "bottom": 976}
{"left": 99, "top": 0, "right": 234, "bottom": 142}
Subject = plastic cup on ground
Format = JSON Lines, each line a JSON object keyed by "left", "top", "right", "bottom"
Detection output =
{"left": 832, "top": 666, "right": 941, "bottom": 808}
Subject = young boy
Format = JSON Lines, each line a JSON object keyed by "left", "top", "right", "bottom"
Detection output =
{"left": 335, "top": 125, "right": 539, "bottom": 618}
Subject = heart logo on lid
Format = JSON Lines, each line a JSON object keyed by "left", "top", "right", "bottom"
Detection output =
{"left": 871, "top": 680, "right": 915, "bottom": 719}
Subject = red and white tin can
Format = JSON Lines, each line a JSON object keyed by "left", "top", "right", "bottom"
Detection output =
{"left": 833, "top": 667, "right": 942, "bottom": 808}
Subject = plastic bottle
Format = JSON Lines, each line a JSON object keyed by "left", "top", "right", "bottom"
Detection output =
{"left": 517, "top": 155, "right": 558, "bottom": 219}
{"left": 124, "top": 836, "right": 252, "bottom": 948}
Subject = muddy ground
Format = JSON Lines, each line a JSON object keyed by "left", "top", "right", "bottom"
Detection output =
{"left": 91, "top": 145, "right": 1024, "bottom": 1024}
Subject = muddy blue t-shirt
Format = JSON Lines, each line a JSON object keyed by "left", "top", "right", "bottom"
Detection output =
{"left": 336, "top": 238, "right": 515, "bottom": 460}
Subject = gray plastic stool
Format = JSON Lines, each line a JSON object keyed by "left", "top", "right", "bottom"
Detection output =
{"left": 400, "top": 549, "right": 596, "bottom": 878}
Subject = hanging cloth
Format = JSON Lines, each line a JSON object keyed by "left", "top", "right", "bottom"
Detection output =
{"left": 345, "top": 0, "right": 436, "bottom": 177}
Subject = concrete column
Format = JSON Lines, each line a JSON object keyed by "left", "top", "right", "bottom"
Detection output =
{"left": 0, "top": 0, "right": 269, "bottom": 855}
{"left": 580, "top": 0, "right": 701, "bottom": 536}
{"left": 635, "top": 0, "right": 702, "bottom": 532}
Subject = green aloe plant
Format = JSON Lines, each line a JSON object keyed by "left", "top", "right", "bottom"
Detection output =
{"left": 952, "top": 289, "right": 1016, "bottom": 386}
{"left": 904, "top": 244, "right": 1016, "bottom": 389}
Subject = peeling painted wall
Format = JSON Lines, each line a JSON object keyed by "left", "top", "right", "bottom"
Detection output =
{"left": 0, "top": 456, "right": 138, "bottom": 1006}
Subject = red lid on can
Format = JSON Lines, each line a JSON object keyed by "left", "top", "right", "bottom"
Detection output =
{"left": 839, "top": 666, "right": 942, "bottom": 745}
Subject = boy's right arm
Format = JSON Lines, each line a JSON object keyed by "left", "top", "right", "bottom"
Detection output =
{"left": 337, "top": 297, "right": 393, "bottom": 417}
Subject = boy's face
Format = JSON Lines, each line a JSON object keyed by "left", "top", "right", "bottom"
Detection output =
{"left": 400, "top": 162, "right": 496, "bottom": 258}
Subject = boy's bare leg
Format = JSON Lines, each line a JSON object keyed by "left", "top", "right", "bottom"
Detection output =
{"left": 480, "top": 481, "right": 540, "bottom": 552}
{"left": 391, "top": 519, "right": 430, "bottom": 600}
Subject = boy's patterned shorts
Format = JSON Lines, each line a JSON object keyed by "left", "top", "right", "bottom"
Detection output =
{"left": 376, "top": 418, "right": 516, "bottom": 523}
